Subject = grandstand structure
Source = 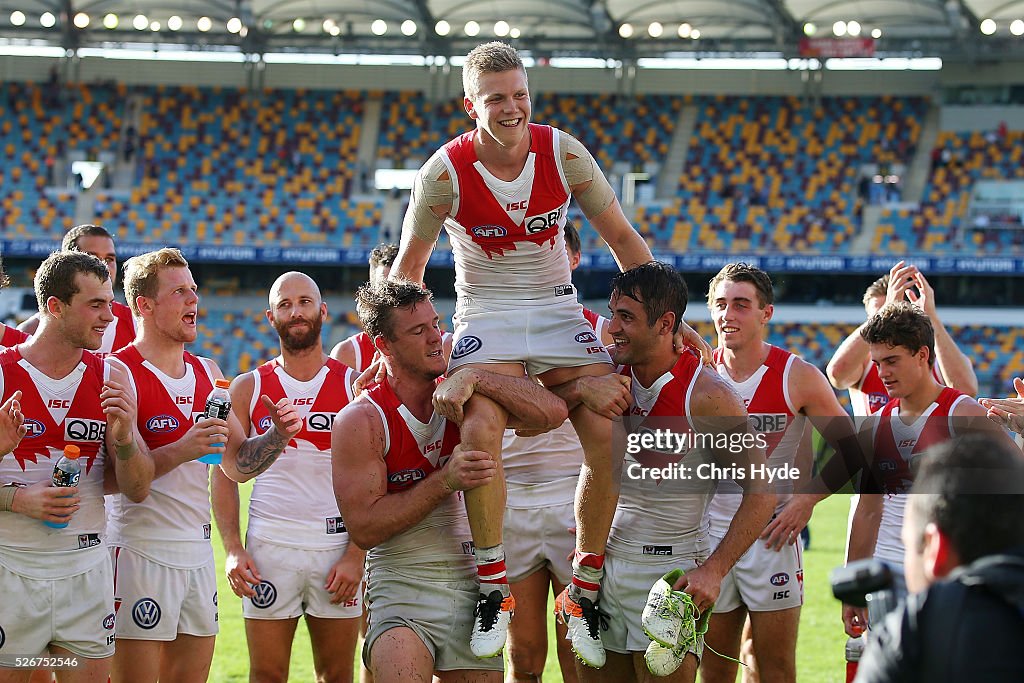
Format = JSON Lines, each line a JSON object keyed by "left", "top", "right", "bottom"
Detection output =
{"left": 1, "top": 1, "right": 1023, "bottom": 399}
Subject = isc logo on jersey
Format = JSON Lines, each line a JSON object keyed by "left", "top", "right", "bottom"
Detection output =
{"left": 525, "top": 207, "right": 563, "bottom": 234}
{"left": 65, "top": 419, "right": 106, "bottom": 442}
{"left": 146, "top": 415, "right": 180, "bottom": 433}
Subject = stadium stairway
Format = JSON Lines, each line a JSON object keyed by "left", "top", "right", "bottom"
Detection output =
{"left": 903, "top": 102, "right": 941, "bottom": 203}
{"left": 657, "top": 101, "right": 697, "bottom": 199}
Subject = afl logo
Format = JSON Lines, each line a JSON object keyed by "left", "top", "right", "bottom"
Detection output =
{"left": 132, "top": 598, "right": 161, "bottom": 630}
{"left": 258, "top": 416, "right": 273, "bottom": 432}
{"left": 451, "top": 336, "right": 482, "bottom": 360}
{"left": 251, "top": 582, "right": 277, "bottom": 609}
{"left": 388, "top": 469, "right": 425, "bottom": 486}
{"left": 575, "top": 331, "right": 598, "bottom": 344}
{"left": 22, "top": 418, "right": 45, "bottom": 438}
{"left": 103, "top": 613, "right": 115, "bottom": 630}
{"left": 146, "top": 415, "right": 180, "bottom": 433}
{"left": 471, "top": 225, "right": 508, "bottom": 239}
{"left": 770, "top": 572, "right": 789, "bottom": 587}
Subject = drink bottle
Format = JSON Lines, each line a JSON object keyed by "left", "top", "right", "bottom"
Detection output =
{"left": 44, "top": 444, "right": 81, "bottom": 529}
{"left": 199, "top": 378, "right": 231, "bottom": 465}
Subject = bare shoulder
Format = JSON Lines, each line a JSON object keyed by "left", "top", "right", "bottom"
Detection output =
{"left": 229, "top": 371, "right": 256, "bottom": 396}
{"left": 692, "top": 367, "right": 745, "bottom": 417}
{"left": 336, "top": 396, "right": 384, "bottom": 434}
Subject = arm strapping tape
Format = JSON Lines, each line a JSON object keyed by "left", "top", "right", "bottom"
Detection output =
{"left": 560, "top": 133, "right": 616, "bottom": 218}
{"left": 404, "top": 154, "right": 452, "bottom": 244}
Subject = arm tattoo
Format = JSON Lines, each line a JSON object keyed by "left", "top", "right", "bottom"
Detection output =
{"left": 235, "top": 428, "right": 290, "bottom": 476}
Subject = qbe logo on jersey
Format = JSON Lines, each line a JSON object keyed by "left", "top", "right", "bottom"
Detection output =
{"left": 65, "top": 418, "right": 106, "bottom": 442}
{"left": 306, "top": 412, "right": 334, "bottom": 432}
{"left": 132, "top": 598, "right": 161, "bottom": 630}
{"left": 525, "top": 206, "right": 564, "bottom": 234}
{"left": 251, "top": 581, "right": 277, "bottom": 609}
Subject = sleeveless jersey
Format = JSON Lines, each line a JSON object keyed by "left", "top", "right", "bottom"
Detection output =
{"left": 501, "top": 308, "right": 605, "bottom": 489}
{"left": 97, "top": 301, "right": 136, "bottom": 359}
{"left": 362, "top": 378, "right": 474, "bottom": 573}
{"left": 438, "top": 123, "right": 573, "bottom": 302}
{"left": 0, "top": 348, "right": 107, "bottom": 555}
{"left": 246, "top": 358, "right": 356, "bottom": 548}
{"left": 708, "top": 346, "right": 802, "bottom": 537}
{"left": 609, "top": 350, "right": 718, "bottom": 558}
{"left": 107, "top": 345, "right": 215, "bottom": 568}
{"left": 870, "top": 387, "right": 967, "bottom": 566}
{"left": 342, "top": 332, "right": 378, "bottom": 373}
{"left": 1, "top": 324, "right": 28, "bottom": 347}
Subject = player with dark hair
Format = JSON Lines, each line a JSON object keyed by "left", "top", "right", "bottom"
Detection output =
{"left": 331, "top": 243, "right": 401, "bottom": 372}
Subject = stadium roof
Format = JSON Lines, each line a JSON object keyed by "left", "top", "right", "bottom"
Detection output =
{"left": 2, "top": 0, "right": 1022, "bottom": 61}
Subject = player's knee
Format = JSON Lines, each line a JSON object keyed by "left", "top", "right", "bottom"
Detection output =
{"left": 508, "top": 638, "right": 546, "bottom": 674}
{"left": 249, "top": 662, "right": 290, "bottom": 683}
{"left": 315, "top": 662, "right": 355, "bottom": 683}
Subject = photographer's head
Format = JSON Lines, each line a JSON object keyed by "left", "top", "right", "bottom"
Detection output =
{"left": 903, "top": 433, "right": 1024, "bottom": 593}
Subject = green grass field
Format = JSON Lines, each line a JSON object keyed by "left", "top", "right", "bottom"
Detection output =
{"left": 209, "top": 487, "right": 851, "bottom": 682}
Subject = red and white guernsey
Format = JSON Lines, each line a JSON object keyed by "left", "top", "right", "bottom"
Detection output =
{"left": 501, "top": 308, "right": 605, "bottom": 494}
{"left": 107, "top": 345, "right": 215, "bottom": 568}
{"left": 97, "top": 301, "right": 136, "bottom": 359}
{"left": 709, "top": 345, "right": 803, "bottom": 537}
{"left": 1, "top": 324, "right": 28, "bottom": 347}
{"left": 0, "top": 348, "right": 107, "bottom": 557}
{"left": 341, "top": 331, "right": 378, "bottom": 373}
{"left": 246, "top": 358, "right": 356, "bottom": 549}
{"left": 870, "top": 386, "right": 967, "bottom": 566}
{"left": 439, "top": 123, "right": 573, "bottom": 302}
{"left": 362, "top": 378, "right": 474, "bottom": 574}
{"left": 609, "top": 351, "right": 718, "bottom": 558}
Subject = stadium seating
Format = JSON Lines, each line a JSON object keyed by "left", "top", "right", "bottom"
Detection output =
{"left": 670, "top": 96, "right": 926, "bottom": 252}
{"left": 875, "top": 129, "right": 1024, "bottom": 252}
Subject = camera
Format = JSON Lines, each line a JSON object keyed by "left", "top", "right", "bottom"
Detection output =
{"left": 830, "top": 558, "right": 900, "bottom": 620}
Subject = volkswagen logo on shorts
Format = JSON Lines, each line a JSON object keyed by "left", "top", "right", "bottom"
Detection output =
{"left": 103, "top": 613, "right": 115, "bottom": 630}
{"left": 575, "top": 331, "right": 598, "bottom": 344}
{"left": 132, "top": 598, "right": 161, "bottom": 630}
{"left": 146, "top": 415, "right": 180, "bottom": 433}
{"left": 770, "top": 572, "right": 790, "bottom": 587}
{"left": 258, "top": 416, "right": 273, "bottom": 432}
{"left": 251, "top": 582, "right": 277, "bottom": 608}
{"left": 0, "top": 624, "right": 5, "bottom": 648}
{"left": 451, "top": 336, "right": 482, "bottom": 360}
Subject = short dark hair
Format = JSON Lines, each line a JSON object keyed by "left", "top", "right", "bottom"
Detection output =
{"left": 610, "top": 262, "right": 687, "bottom": 332}
{"left": 34, "top": 251, "right": 110, "bottom": 312}
{"left": 355, "top": 278, "right": 433, "bottom": 341}
{"left": 563, "top": 220, "right": 581, "bottom": 257}
{"left": 909, "top": 434, "right": 1024, "bottom": 564}
{"left": 860, "top": 301, "right": 935, "bottom": 368}
{"left": 62, "top": 224, "right": 113, "bottom": 252}
{"left": 863, "top": 274, "right": 890, "bottom": 306}
{"left": 707, "top": 263, "right": 774, "bottom": 309}
{"left": 369, "top": 243, "right": 399, "bottom": 270}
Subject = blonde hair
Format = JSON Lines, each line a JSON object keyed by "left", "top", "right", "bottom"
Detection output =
{"left": 123, "top": 248, "right": 190, "bottom": 316}
{"left": 463, "top": 42, "right": 525, "bottom": 99}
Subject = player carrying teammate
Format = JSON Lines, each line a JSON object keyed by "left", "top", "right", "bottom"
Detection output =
{"left": 0, "top": 250, "right": 152, "bottom": 679}
{"left": 213, "top": 272, "right": 365, "bottom": 683}
{"left": 332, "top": 278, "right": 567, "bottom": 682}
{"left": 106, "top": 248, "right": 301, "bottom": 683}
{"left": 19, "top": 225, "right": 137, "bottom": 358}
{"left": 701, "top": 264, "right": 854, "bottom": 683}
{"left": 577, "top": 261, "right": 773, "bottom": 682}
{"left": 392, "top": 40, "right": 707, "bottom": 664}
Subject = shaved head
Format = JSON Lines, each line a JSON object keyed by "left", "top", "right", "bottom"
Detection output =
{"left": 270, "top": 271, "right": 321, "bottom": 307}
